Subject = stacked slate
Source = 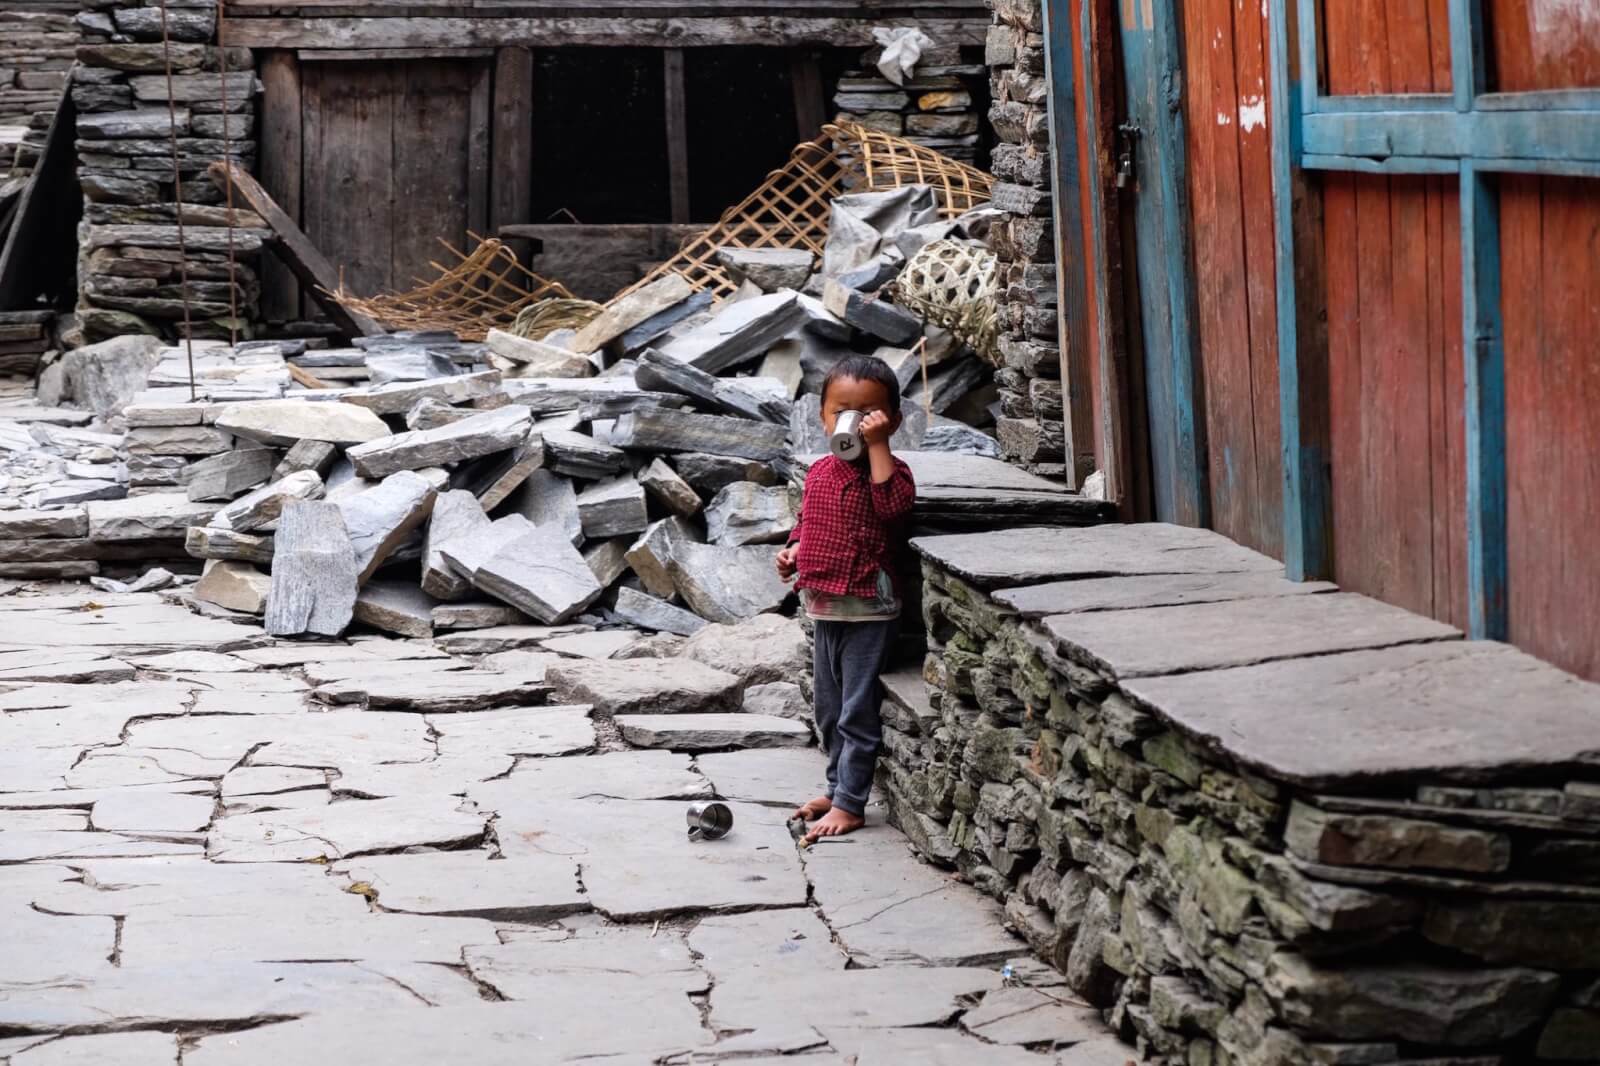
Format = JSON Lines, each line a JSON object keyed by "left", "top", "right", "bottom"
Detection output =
{"left": 0, "top": 5, "right": 78, "bottom": 173}
{"left": 0, "top": 312, "right": 56, "bottom": 378}
{"left": 71, "top": 0, "right": 263, "bottom": 342}
{"left": 878, "top": 524, "right": 1600, "bottom": 1065}
{"left": 831, "top": 42, "right": 988, "bottom": 164}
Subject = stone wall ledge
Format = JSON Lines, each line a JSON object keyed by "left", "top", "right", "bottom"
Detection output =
{"left": 881, "top": 521, "right": 1600, "bottom": 1065}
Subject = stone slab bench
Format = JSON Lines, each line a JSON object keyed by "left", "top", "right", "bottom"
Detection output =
{"left": 882, "top": 522, "right": 1600, "bottom": 1065}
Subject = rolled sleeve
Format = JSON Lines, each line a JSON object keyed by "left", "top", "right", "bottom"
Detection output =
{"left": 868, "top": 465, "right": 916, "bottom": 522}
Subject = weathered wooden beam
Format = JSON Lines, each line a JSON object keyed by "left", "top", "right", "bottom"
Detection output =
{"left": 663, "top": 48, "right": 690, "bottom": 225}
{"left": 467, "top": 59, "right": 492, "bottom": 236}
{"left": 224, "top": 16, "right": 988, "bottom": 50}
{"left": 789, "top": 50, "right": 827, "bottom": 139}
{"left": 491, "top": 47, "right": 534, "bottom": 264}
{"left": 298, "top": 47, "right": 494, "bottom": 59}
{"left": 208, "top": 159, "right": 385, "bottom": 337}
{"left": 257, "top": 50, "right": 302, "bottom": 322}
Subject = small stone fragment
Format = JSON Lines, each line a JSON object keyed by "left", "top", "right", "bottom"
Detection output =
{"left": 704, "top": 482, "right": 796, "bottom": 546}
{"left": 194, "top": 560, "right": 272, "bottom": 615}
{"left": 475, "top": 524, "right": 604, "bottom": 624}
{"left": 215, "top": 400, "right": 391, "bottom": 447}
{"left": 610, "top": 587, "right": 708, "bottom": 636}
{"left": 213, "top": 470, "right": 323, "bottom": 533}
{"left": 582, "top": 537, "right": 631, "bottom": 587}
{"left": 336, "top": 471, "right": 437, "bottom": 584}
{"left": 271, "top": 439, "right": 338, "bottom": 482}
{"left": 346, "top": 406, "right": 532, "bottom": 479}
{"left": 542, "top": 429, "right": 628, "bottom": 479}
{"left": 185, "top": 525, "right": 274, "bottom": 565}
{"left": 423, "top": 490, "right": 490, "bottom": 600}
{"left": 637, "top": 458, "right": 702, "bottom": 518}
{"left": 466, "top": 435, "right": 545, "bottom": 511}
{"left": 353, "top": 580, "right": 438, "bottom": 639}
{"left": 576, "top": 475, "right": 649, "bottom": 540}
{"left": 182, "top": 448, "right": 276, "bottom": 502}
{"left": 822, "top": 279, "right": 922, "bottom": 344}
{"left": 625, "top": 516, "right": 696, "bottom": 599}
{"left": 714, "top": 247, "right": 815, "bottom": 293}
{"left": 485, "top": 329, "right": 593, "bottom": 376}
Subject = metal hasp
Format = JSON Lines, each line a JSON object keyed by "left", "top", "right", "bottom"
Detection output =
{"left": 1267, "top": 0, "right": 1598, "bottom": 640}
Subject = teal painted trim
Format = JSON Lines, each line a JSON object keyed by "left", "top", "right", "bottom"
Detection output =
{"left": 1460, "top": 162, "right": 1509, "bottom": 641}
{"left": 1448, "top": 0, "right": 1486, "bottom": 111}
{"left": 1310, "top": 93, "right": 1454, "bottom": 114}
{"left": 1301, "top": 154, "right": 1460, "bottom": 174}
{"left": 1272, "top": 0, "right": 1331, "bottom": 580}
{"left": 1486, "top": 157, "right": 1600, "bottom": 178}
{"left": 1302, "top": 109, "right": 1600, "bottom": 164}
{"left": 1295, "top": 0, "right": 1319, "bottom": 114}
{"left": 1150, "top": 0, "right": 1208, "bottom": 526}
{"left": 1477, "top": 90, "right": 1600, "bottom": 112}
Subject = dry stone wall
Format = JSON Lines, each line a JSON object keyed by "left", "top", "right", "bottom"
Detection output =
{"left": 831, "top": 41, "right": 989, "bottom": 167}
{"left": 983, "top": 0, "right": 1065, "bottom": 479}
{"left": 880, "top": 524, "right": 1600, "bottom": 1065}
{"left": 0, "top": 3, "right": 78, "bottom": 175}
{"left": 71, "top": 0, "right": 262, "bottom": 344}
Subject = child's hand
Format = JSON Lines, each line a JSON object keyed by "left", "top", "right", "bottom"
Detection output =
{"left": 860, "top": 410, "right": 895, "bottom": 446}
{"left": 775, "top": 545, "right": 798, "bottom": 581}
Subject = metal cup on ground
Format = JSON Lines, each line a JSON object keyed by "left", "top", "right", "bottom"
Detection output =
{"left": 686, "top": 801, "right": 733, "bottom": 841}
{"left": 829, "top": 409, "right": 865, "bottom": 461}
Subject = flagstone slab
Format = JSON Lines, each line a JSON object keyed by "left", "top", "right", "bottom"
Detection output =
{"left": 472, "top": 750, "right": 708, "bottom": 806}
{"left": 0, "top": 831, "right": 202, "bottom": 862}
{"left": 995, "top": 569, "right": 1338, "bottom": 619}
{"left": 429, "top": 706, "right": 595, "bottom": 760}
{"left": 208, "top": 794, "right": 485, "bottom": 862}
{"left": 135, "top": 649, "right": 265, "bottom": 672}
{"left": 957, "top": 985, "right": 1108, "bottom": 1046}
{"left": 336, "top": 851, "right": 587, "bottom": 921}
{"left": 332, "top": 755, "right": 513, "bottom": 799}
{"left": 0, "top": 906, "right": 116, "bottom": 984}
{"left": 118, "top": 910, "right": 499, "bottom": 966}
{"left": 545, "top": 657, "right": 744, "bottom": 715}
{"left": 495, "top": 798, "right": 807, "bottom": 919}
{"left": 9, "top": 1033, "right": 180, "bottom": 1066}
{"left": 540, "top": 629, "right": 642, "bottom": 660}
{"left": 695, "top": 749, "right": 829, "bottom": 807}
{"left": 30, "top": 857, "right": 359, "bottom": 921}
{"left": 711, "top": 966, "right": 1002, "bottom": 1030}
{"left": 0, "top": 961, "right": 472, "bottom": 1033}
{"left": 687, "top": 908, "right": 844, "bottom": 979}
{"left": 90, "top": 791, "right": 215, "bottom": 833}
{"left": 824, "top": 1026, "right": 1077, "bottom": 1064}
{"left": 432, "top": 624, "right": 590, "bottom": 654}
{"left": 800, "top": 821, "right": 1020, "bottom": 968}
{"left": 619, "top": 713, "right": 811, "bottom": 751}
{"left": 312, "top": 668, "right": 551, "bottom": 712}
{"left": 464, "top": 923, "right": 704, "bottom": 998}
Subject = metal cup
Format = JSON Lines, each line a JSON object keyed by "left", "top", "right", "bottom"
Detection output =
{"left": 830, "top": 409, "right": 865, "bottom": 461}
{"left": 686, "top": 801, "right": 733, "bottom": 841}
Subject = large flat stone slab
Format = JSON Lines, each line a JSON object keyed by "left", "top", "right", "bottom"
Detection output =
{"left": 429, "top": 706, "right": 595, "bottom": 760}
{"left": 117, "top": 910, "right": 499, "bottom": 966}
{"left": 802, "top": 821, "right": 1021, "bottom": 967}
{"left": 336, "top": 850, "right": 586, "bottom": 921}
{"left": 1040, "top": 591, "right": 1460, "bottom": 679}
{"left": 912, "top": 523, "right": 1283, "bottom": 589}
{"left": 996, "top": 569, "right": 1338, "bottom": 618}
{"left": 678, "top": 613, "right": 807, "bottom": 686}
{"left": 688, "top": 908, "right": 843, "bottom": 980}
{"left": 1123, "top": 640, "right": 1600, "bottom": 790}
{"left": 475, "top": 523, "right": 603, "bottom": 625}
{"left": 346, "top": 405, "right": 531, "bottom": 478}
{"left": 208, "top": 795, "right": 485, "bottom": 861}
{"left": 696, "top": 749, "right": 829, "bottom": 807}
{"left": 545, "top": 657, "right": 744, "bottom": 715}
{"left": 667, "top": 540, "right": 791, "bottom": 624}
{"left": 494, "top": 798, "right": 807, "bottom": 918}
{"left": 313, "top": 668, "right": 551, "bottom": 712}
{"left": 215, "top": 400, "right": 391, "bottom": 446}
{"left": 465, "top": 921, "right": 704, "bottom": 998}
{"left": 619, "top": 713, "right": 812, "bottom": 751}
{"left": 711, "top": 966, "right": 1002, "bottom": 1031}
{"left": 264, "top": 500, "right": 358, "bottom": 638}
{"left": 471, "top": 750, "right": 708, "bottom": 805}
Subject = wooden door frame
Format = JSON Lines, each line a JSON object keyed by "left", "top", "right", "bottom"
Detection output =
{"left": 1269, "top": 0, "right": 1600, "bottom": 638}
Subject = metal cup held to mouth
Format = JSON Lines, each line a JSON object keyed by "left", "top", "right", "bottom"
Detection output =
{"left": 685, "top": 801, "right": 734, "bottom": 841}
{"left": 830, "top": 409, "right": 865, "bottom": 462}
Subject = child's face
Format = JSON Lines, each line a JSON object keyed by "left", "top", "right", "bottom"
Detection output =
{"left": 820, "top": 376, "right": 901, "bottom": 437}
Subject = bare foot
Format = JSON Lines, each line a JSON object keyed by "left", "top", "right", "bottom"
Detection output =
{"left": 793, "top": 795, "right": 832, "bottom": 822}
{"left": 805, "top": 807, "right": 864, "bottom": 842}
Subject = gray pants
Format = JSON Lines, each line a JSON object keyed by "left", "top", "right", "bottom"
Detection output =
{"left": 811, "top": 619, "right": 897, "bottom": 817}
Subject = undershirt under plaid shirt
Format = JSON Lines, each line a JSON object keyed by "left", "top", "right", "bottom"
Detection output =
{"left": 788, "top": 453, "right": 916, "bottom": 598}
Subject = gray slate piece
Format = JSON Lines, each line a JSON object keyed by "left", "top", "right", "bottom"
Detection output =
{"left": 508, "top": 470, "right": 583, "bottom": 547}
{"left": 610, "top": 587, "right": 708, "bottom": 636}
{"left": 672, "top": 452, "right": 782, "bottom": 495}
{"left": 438, "top": 514, "right": 536, "bottom": 582}
{"left": 1123, "top": 640, "right": 1600, "bottom": 790}
{"left": 475, "top": 524, "right": 604, "bottom": 624}
{"left": 272, "top": 440, "right": 338, "bottom": 482}
{"left": 213, "top": 470, "right": 323, "bottom": 533}
{"left": 636, "top": 458, "right": 702, "bottom": 518}
{"left": 909, "top": 355, "right": 988, "bottom": 415}
{"left": 912, "top": 522, "right": 1283, "bottom": 589}
{"left": 667, "top": 541, "right": 791, "bottom": 624}
{"left": 352, "top": 580, "right": 437, "bottom": 639}
{"left": 581, "top": 537, "right": 631, "bottom": 587}
{"left": 1042, "top": 591, "right": 1460, "bottom": 679}
{"left": 570, "top": 273, "right": 695, "bottom": 353}
{"left": 611, "top": 408, "right": 788, "bottom": 462}
{"left": 656, "top": 290, "right": 807, "bottom": 373}
{"left": 465, "top": 435, "right": 545, "bottom": 511}
{"left": 502, "top": 378, "right": 686, "bottom": 417}
{"left": 264, "top": 500, "right": 359, "bottom": 638}
{"left": 625, "top": 516, "right": 695, "bottom": 599}
{"left": 575, "top": 475, "right": 648, "bottom": 540}
{"left": 87, "top": 494, "right": 218, "bottom": 542}
{"left": 541, "top": 429, "right": 628, "bottom": 479}
{"left": 336, "top": 471, "right": 437, "bottom": 584}
{"left": 545, "top": 657, "right": 744, "bottom": 715}
{"left": 185, "top": 525, "right": 274, "bottom": 565}
{"left": 997, "top": 570, "right": 1338, "bottom": 619}
{"left": 618, "top": 713, "right": 810, "bottom": 750}
{"left": 821, "top": 280, "right": 922, "bottom": 345}
{"left": 346, "top": 406, "right": 531, "bottom": 479}
{"left": 704, "top": 482, "right": 797, "bottom": 546}
{"left": 616, "top": 290, "right": 714, "bottom": 355}
{"left": 634, "top": 349, "right": 789, "bottom": 424}
{"left": 215, "top": 400, "right": 390, "bottom": 447}
{"left": 0, "top": 508, "right": 88, "bottom": 538}
{"left": 342, "top": 371, "right": 505, "bottom": 416}
{"left": 714, "top": 247, "right": 815, "bottom": 292}
{"left": 182, "top": 448, "right": 275, "bottom": 502}
{"left": 423, "top": 490, "right": 491, "bottom": 599}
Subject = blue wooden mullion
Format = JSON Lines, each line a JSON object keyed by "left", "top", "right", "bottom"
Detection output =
{"left": 1272, "top": 0, "right": 1331, "bottom": 580}
{"left": 1460, "top": 162, "right": 1509, "bottom": 641}
{"left": 1295, "top": 0, "right": 1319, "bottom": 115}
{"left": 1447, "top": 0, "right": 1485, "bottom": 110}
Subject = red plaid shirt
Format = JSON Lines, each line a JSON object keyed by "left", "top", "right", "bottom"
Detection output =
{"left": 789, "top": 454, "right": 916, "bottom": 597}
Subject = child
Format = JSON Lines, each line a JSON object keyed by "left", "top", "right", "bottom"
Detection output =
{"left": 777, "top": 355, "right": 916, "bottom": 841}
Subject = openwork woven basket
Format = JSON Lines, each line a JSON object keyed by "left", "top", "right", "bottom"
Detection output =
{"left": 616, "top": 121, "right": 995, "bottom": 302}
{"left": 328, "top": 235, "right": 575, "bottom": 342}
{"left": 891, "top": 239, "right": 1000, "bottom": 366}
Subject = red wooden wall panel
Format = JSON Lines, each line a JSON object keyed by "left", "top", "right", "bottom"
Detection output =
{"left": 1178, "top": 0, "right": 1283, "bottom": 558}
{"left": 1318, "top": 2, "right": 1470, "bottom": 629}
{"left": 1490, "top": 5, "right": 1600, "bottom": 680}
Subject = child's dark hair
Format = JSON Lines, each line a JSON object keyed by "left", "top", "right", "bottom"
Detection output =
{"left": 821, "top": 355, "right": 903, "bottom": 413}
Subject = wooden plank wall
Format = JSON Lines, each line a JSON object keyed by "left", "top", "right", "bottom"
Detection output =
{"left": 1178, "top": 0, "right": 1282, "bottom": 558}
{"left": 1315, "top": 3, "right": 1470, "bottom": 631}
{"left": 1489, "top": 2, "right": 1600, "bottom": 680}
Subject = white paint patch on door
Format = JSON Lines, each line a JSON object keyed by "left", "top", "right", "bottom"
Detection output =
{"left": 1239, "top": 95, "right": 1267, "bottom": 132}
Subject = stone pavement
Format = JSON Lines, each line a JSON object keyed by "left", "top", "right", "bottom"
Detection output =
{"left": 0, "top": 584, "right": 1133, "bottom": 1065}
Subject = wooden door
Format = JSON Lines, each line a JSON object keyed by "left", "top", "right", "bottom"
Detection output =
{"left": 1117, "top": 0, "right": 1206, "bottom": 525}
{"left": 299, "top": 58, "right": 489, "bottom": 299}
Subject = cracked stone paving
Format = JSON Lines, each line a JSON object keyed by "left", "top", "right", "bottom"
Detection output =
{"left": 0, "top": 584, "right": 1131, "bottom": 1065}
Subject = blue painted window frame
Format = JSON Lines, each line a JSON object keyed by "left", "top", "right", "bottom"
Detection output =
{"left": 1269, "top": 0, "right": 1599, "bottom": 640}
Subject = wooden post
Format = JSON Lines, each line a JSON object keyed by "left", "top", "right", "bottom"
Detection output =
{"left": 664, "top": 48, "right": 691, "bottom": 225}
{"left": 467, "top": 60, "right": 492, "bottom": 239}
{"left": 789, "top": 50, "right": 827, "bottom": 140}
{"left": 257, "top": 51, "right": 303, "bottom": 322}
{"left": 491, "top": 47, "right": 533, "bottom": 264}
